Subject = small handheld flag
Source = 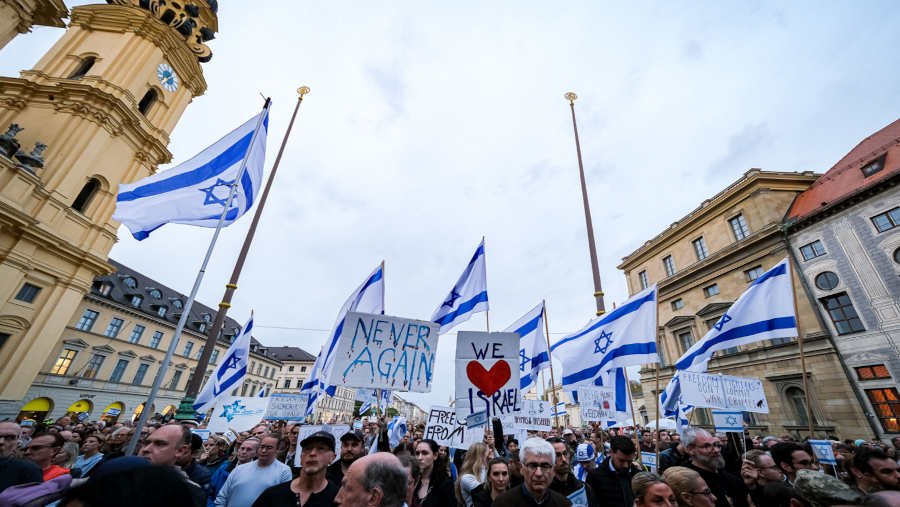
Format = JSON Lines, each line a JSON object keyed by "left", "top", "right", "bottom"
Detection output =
{"left": 431, "top": 239, "right": 489, "bottom": 334}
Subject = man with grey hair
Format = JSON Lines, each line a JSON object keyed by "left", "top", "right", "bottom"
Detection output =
{"left": 684, "top": 427, "right": 749, "bottom": 507}
{"left": 334, "top": 452, "right": 407, "bottom": 507}
{"left": 494, "top": 437, "right": 571, "bottom": 506}
{"left": 762, "top": 436, "right": 778, "bottom": 451}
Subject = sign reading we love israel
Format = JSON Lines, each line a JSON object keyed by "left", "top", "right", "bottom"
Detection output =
{"left": 455, "top": 331, "right": 522, "bottom": 421}
{"left": 327, "top": 312, "right": 441, "bottom": 393}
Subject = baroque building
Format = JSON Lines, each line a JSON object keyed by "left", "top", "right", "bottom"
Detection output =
{"left": 0, "top": 0, "right": 67, "bottom": 50}
{"left": 785, "top": 117, "right": 900, "bottom": 438}
{"left": 10, "top": 259, "right": 281, "bottom": 423}
{"left": 618, "top": 169, "right": 874, "bottom": 439}
{"left": 0, "top": 0, "right": 218, "bottom": 416}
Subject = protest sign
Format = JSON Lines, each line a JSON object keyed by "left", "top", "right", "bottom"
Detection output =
{"left": 641, "top": 452, "right": 657, "bottom": 473}
{"left": 423, "top": 406, "right": 466, "bottom": 447}
{"left": 809, "top": 440, "right": 837, "bottom": 466}
{"left": 455, "top": 331, "right": 522, "bottom": 420}
{"left": 712, "top": 410, "right": 744, "bottom": 432}
{"left": 293, "top": 425, "right": 351, "bottom": 467}
{"left": 467, "top": 410, "right": 488, "bottom": 429}
{"left": 680, "top": 372, "right": 768, "bottom": 414}
{"left": 207, "top": 397, "right": 271, "bottom": 433}
{"left": 513, "top": 400, "right": 552, "bottom": 431}
{"left": 577, "top": 386, "right": 617, "bottom": 422}
{"left": 264, "top": 394, "right": 309, "bottom": 420}
{"left": 191, "top": 429, "right": 211, "bottom": 441}
{"left": 327, "top": 312, "right": 440, "bottom": 393}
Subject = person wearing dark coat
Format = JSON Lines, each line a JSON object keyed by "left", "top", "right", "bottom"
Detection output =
{"left": 657, "top": 441, "right": 692, "bottom": 475}
{"left": 546, "top": 437, "right": 598, "bottom": 507}
{"left": 585, "top": 436, "right": 643, "bottom": 507}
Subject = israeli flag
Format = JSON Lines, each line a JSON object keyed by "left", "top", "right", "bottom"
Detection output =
{"left": 552, "top": 402, "right": 567, "bottom": 417}
{"left": 676, "top": 257, "right": 797, "bottom": 371}
{"left": 193, "top": 313, "right": 253, "bottom": 412}
{"left": 388, "top": 416, "right": 407, "bottom": 448}
{"left": 504, "top": 302, "right": 550, "bottom": 393}
{"left": 113, "top": 105, "right": 270, "bottom": 240}
{"left": 596, "top": 368, "right": 631, "bottom": 427}
{"left": 300, "top": 350, "right": 323, "bottom": 416}
{"left": 431, "top": 239, "right": 489, "bottom": 334}
{"left": 660, "top": 369, "right": 701, "bottom": 420}
{"left": 320, "top": 264, "right": 385, "bottom": 396}
{"left": 552, "top": 285, "right": 658, "bottom": 389}
{"left": 257, "top": 386, "right": 265, "bottom": 398}
{"left": 356, "top": 389, "right": 391, "bottom": 415}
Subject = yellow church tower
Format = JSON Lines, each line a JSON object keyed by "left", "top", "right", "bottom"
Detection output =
{"left": 0, "top": 0, "right": 218, "bottom": 417}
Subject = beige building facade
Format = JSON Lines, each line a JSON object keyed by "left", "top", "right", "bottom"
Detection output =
{"left": 0, "top": 1, "right": 218, "bottom": 416}
{"left": 270, "top": 346, "right": 317, "bottom": 395}
{"left": 0, "top": 0, "right": 66, "bottom": 50}
{"left": 619, "top": 169, "right": 874, "bottom": 439}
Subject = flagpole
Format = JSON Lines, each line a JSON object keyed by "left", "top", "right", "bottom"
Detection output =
{"left": 788, "top": 257, "right": 817, "bottom": 442}
{"left": 654, "top": 297, "right": 661, "bottom": 469}
{"left": 543, "top": 301, "right": 560, "bottom": 431}
{"left": 177, "top": 88, "right": 310, "bottom": 419}
{"left": 622, "top": 367, "right": 643, "bottom": 466}
{"left": 486, "top": 311, "right": 490, "bottom": 332}
{"left": 126, "top": 97, "right": 272, "bottom": 455}
{"left": 566, "top": 92, "right": 606, "bottom": 317}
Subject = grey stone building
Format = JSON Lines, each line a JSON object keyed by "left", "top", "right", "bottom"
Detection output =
{"left": 785, "top": 117, "right": 900, "bottom": 438}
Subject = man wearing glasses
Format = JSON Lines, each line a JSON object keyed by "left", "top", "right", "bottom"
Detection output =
{"left": 216, "top": 433, "right": 291, "bottom": 507}
{"left": 23, "top": 432, "right": 69, "bottom": 481}
{"left": 0, "top": 421, "right": 42, "bottom": 494}
{"left": 769, "top": 442, "right": 817, "bottom": 485}
{"left": 683, "top": 427, "right": 749, "bottom": 507}
{"left": 493, "top": 438, "right": 570, "bottom": 506}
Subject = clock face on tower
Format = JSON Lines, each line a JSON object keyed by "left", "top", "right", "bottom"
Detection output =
{"left": 157, "top": 63, "right": 179, "bottom": 92}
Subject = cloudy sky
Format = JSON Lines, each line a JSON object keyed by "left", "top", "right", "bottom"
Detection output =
{"left": 4, "top": 0, "right": 899, "bottom": 414}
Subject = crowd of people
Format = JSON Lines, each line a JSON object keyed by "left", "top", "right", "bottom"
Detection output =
{"left": 1, "top": 413, "right": 899, "bottom": 507}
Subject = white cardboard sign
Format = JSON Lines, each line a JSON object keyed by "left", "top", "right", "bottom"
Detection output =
{"left": 293, "top": 425, "right": 351, "bottom": 467}
{"left": 327, "top": 311, "right": 441, "bottom": 392}
{"left": 207, "top": 397, "right": 271, "bottom": 433}
{"left": 264, "top": 394, "right": 309, "bottom": 420}
{"left": 512, "top": 400, "right": 552, "bottom": 431}
{"left": 680, "top": 372, "right": 769, "bottom": 414}
{"left": 577, "top": 386, "right": 617, "bottom": 422}
{"left": 423, "top": 405, "right": 466, "bottom": 447}
{"left": 455, "top": 331, "right": 522, "bottom": 420}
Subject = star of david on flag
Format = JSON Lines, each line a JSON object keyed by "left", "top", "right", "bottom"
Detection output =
{"left": 431, "top": 239, "right": 489, "bottom": 335}
{"left": 113, "top": 102, "right": 270, "bottom": 240}
{"left": 193, "top": 312, "right": 253, "bottom": 413}
{"left": 711, "top": 410, "right": 743, "bottom": 432}
{"left": 594, "top": 331, "right": 613, "bottom": 354}
{"left": 504, "top": 301, "right": 550, "bottom": 393}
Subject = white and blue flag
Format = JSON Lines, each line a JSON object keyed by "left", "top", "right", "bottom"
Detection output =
{"left": 320, "top": 263, "right": 385, "bottom": 397}
{"left": 431, "top": 239, "right": 489, "bottom": 334}
{"left": 388, "top": 416, "right": 407, "bottom": 448}
{"left": 551, "top": 285, "right": 658, "bottom": 389}
{"left": 114, "top": 105, "right": 270, "bottom": 240}
{"left": 193, "top": 312, "right": 253, "bottom": 412}
{"left": 597, "top": 368, "right": 632, "bottom": 428}
{"left": 257, "top": 386, "right": 265, "bottom": 398}
{"left": 552, "top": 402, "right": 567, "bottom": 417}
{"left": 675, "top": 257, "right": 797, "bottom": 371}
{"left": 300, "top": 350, "right": 323, "bottom": 417}
{"left": 357, "top": 389, "right": 392, "bottom": 415}
{"left": 504, "top": 301, "right": 550, "bottom": 393}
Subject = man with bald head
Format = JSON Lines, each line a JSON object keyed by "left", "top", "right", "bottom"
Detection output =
{"left": 140, "top": 424, "right": 193, "bottom": 467}
{"left": 335, "top": 452, "right": 408, "bottom": 507}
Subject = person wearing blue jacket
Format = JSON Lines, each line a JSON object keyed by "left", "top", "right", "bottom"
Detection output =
{"left": 207, "top": 438, "right": 259, "bottom": 507}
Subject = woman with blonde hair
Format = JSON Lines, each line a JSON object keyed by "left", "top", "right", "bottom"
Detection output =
{"left": 52, "top": 442, "right": 79, "bottom": 470}
{"left": 455, "top": 442, "right": 491, "bottom": 506}
{"left": 662, "top": 466, "right": 717, "bottom": 507}
{"left": 632, "top": 471, "right": 677, "bottom": 507}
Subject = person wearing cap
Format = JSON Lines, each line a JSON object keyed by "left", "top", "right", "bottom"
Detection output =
{"left": 251, "top": 431, "right": 339, "bottom": 507}
{"left": 792, "top": 468, "right": 862, "bottom": 506}
{"left": 328, "top": 430, "right": 366, "bottom": 486}
{"left": 573, "top": 443, "right": 598, "bottom": 482}
{"left": 546, "top": 437, "right": 598, "bottom": 507}
{"left": 563, "top": 429, "right": 577, "bottom": 446}
{"left": 215, "top": 433, "right": 291, "bottom": 507}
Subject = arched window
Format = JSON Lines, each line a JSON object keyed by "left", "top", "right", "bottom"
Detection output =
{"left": 122, "top": 277, "right": 137, "bottom": 289}
{"left": 815, "top": 272, "right": 839, "bottom": 291}
{"left": 787, "top": 387, "right": 816, "bottom": 426}
{"left": 72, "top": 179, "right": 100, "bottom": 213}
{"left": 138, "top": 89, "right": 158, "bottom": 116}
{"left": 69, "top": 57, "right": 96, "bottom": 80}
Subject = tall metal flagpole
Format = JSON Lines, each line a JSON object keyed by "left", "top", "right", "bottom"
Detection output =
{"left": 566, "top": 92, "right": 606, "bottom": 317}
{"left": 176, "top": 88, "right": 311, "bottom": 419}
{"left": 125, "top": 98, "right": 272, "bottom": 455}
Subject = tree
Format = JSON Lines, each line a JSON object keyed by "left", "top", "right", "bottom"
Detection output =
{"left": 353, "top": 400, "right": 368, "bottom": 418}
{"left": 630, "top": 380, "right": 642, "bottom": 393}
{"left": 387, "top": 408, "right": 399, "bottom": 417}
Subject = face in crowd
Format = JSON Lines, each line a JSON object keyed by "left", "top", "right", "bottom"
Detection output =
{"left": 688, "top": 433, "right": 725, "bottom": 470}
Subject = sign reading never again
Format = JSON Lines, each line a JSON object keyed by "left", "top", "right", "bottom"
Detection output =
{"left": 327, "top": 311, "right": 441, "bottom": 393}
{"left": 679, "top": 371, "right": 769, "bottom": 414}
{"left": 455, "top": 331, "right": 522, "bottom": 420}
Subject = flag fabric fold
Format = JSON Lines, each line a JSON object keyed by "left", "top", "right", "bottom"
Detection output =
{"left": 114, "top": 106, "right": 270, "bottom": 240}
{"left": 300, "top": 350, "right": 323, "bottom": 416}
{"left": 193, "top": 313, "right": 253, "bottom": 412}
{"left": 504, "top": 302, "right": 550, "bottom": 393}
{"left": 388, "top": 416, "right": 407, "bottom": 448}
{"left": 551, "top": 285, "right": 658, "bottom": 389}
{"left": 431, "top": 239, "right": 489, "bottom": 334}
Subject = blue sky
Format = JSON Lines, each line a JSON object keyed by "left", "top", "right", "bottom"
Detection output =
{"left": 3, "top": 0, "right": 899, "bottom": 414}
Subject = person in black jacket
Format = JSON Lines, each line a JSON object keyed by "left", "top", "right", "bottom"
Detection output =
{"left": 682, "top": 427, "right": 749, "bottom": 507}
{"left": 585, "top": 435, "right": 644, "bottom": 507}
{"left": 658, "top": 439, "right": 692, "bottom": 475}
{"left": 414, "top": 439, "right": 455, "bottom": 507}
{"left": 547, "top": 437, "right": 598, "bottom": 506}
{"left": 471, "top": 457, "right": 511, "bottom": 507}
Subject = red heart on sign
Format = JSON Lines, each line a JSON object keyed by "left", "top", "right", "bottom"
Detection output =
{"left": 466, "top": 361, "right": 511, "bottom": 397}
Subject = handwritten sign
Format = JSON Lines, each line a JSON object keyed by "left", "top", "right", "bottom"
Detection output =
{"left": 455, "top": 331, "right": 521, "bottom": 421}
{"left": 327, "top": 312, "right": 441, "bottom": 392}
{"left": 680, "top": 372, "right": 768, "bottom": 414}
{"left": 467, "top": 410, "right": 488, "bottom": 429}
{"left": 424, "top": 406, "right": 465, "bottom": 447}
{"left": 293, "top": 425, "right": 351, "bottom": 466}
{"left": 641, "top": 452, "right": 657, "bottom": 473}
{"left": 578, "top": 386, "right": 617, "bottom": 422}
{"left": 207, "top": 397, "right": 271, "bottom": 433}
{"left": 265, "top": 394, "right": 309, "bottom": 420}
{"left": 513, "top": 400, "right": 552, "bottom": 431}
{"left": 809, "top": 439, "right": 837, "bottom": 466}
